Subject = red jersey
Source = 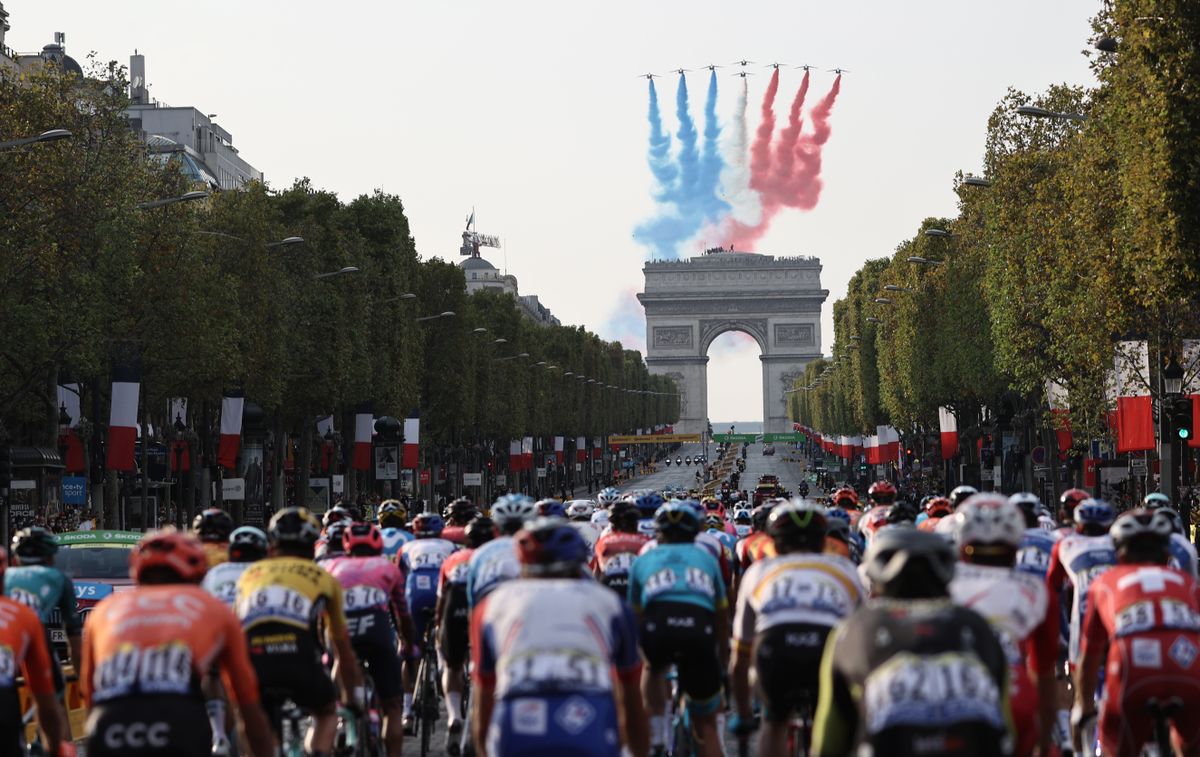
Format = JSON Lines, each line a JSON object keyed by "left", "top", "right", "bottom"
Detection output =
{"left": 736, "top": 532, "right": 774, "bottom": 567}
{"left": 81, "top": 585, "right": 260, "bottom": 707}
{"left": 591, "top": 531, "right": 649, "bottom": 576}
{"left": 0, "top": 597, "right": 55, "bottom": 696}
{"left": 441, "top": 525, "right": 467, "bottom": 546}
{"left": 1082, "top": 563, "right": 1200, "bottom": 660}
{"left": 438, "top": 548, "right": 474, "bottom": 594}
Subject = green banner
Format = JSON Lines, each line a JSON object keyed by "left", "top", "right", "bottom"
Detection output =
{"left": 713, "top": 433, "right": 760, "bottom": 443}
{"left": 761, "top": 432, "right": 803, "bottom": 443}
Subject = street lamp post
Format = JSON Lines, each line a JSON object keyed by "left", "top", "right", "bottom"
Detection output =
{"left": 313, "top": 266, "right": 360, "bottom": 281}
{"left": 0, "top": 128, "right": 72, "bottom": 152}
{"left": 1162, "top": 356, "right": 1185, "bottom": 504}
{"left": 137, "top": 191, "right": 209, "bottom": 210}
{"left": 1016, "top": 105, "right": 1087, "bottom": 122}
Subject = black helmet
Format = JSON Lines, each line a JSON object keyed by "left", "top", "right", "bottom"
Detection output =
{"left": 885, "top": 502, "right": 917, "bottom": 525}
{"left": 609, "top": 502, "right": 640, "bottom": 533}
{"left": 767, "top": 502, "right": 827, "bottom": 553}
{"left": 322, "top": 506, "right": 352, "bottom": 528}
{"left": 948, "top": 485, "right": 978, "bottom": 509}
{"left": 323, "top": 523, "right": 348, "bottom": 558}
{"left": 445, "top": 497, "right": 478, "bottom": 525}
{"left": 268, "top": 507, "right": 322, "bottom": 547}
{"left": 464, "top": 516, "right": 498, "bottom": 549}
{"left": 654, "top": 502, "right": 701, "bottom": 541}
{"left": 11, "top": 527, "right": 57, "bottom": 565}
{"left": 864, "top": 527, "right": 956, "bottom": 599}
{"left": 1110, "top": 509, "right": 1173, "bottom": 557}
{"left": 192, "top": 508, "right": 234, "bottom": 543}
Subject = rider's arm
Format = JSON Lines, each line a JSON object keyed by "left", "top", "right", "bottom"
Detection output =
{"left": 1073, "top": 584, "right": 1106, "bottom": 720}
{"left": 324, "top": 582, "right": 364, "bottom": 695}
{"left": 20, "top": 610, "right": 67, "bottom": 754}
{"left": 811, "top": 626, "right": 855, "bottom": 757}
{"left": 388, "top": 566, "right": 417, "bottom": 649}
{"left": 58, "top": 576, "right": 83, "bottom": 673}
{"left": 611, "top": 601, "right": 648, "bottom": 757}
{"left": 469, "top": 600, "right": 496, "bottom": 757}
{"left": 730, "top": 562, "right": 759, "bottom": 719}
{"left": 215, "top": 606, "right": 277, "bottom": 757}
{"left": 1028, "top": 592, "right": 1061, "bottom": 757}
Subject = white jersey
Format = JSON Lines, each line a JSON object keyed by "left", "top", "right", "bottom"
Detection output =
{"left": 570, "top": 521, "right": 601, "bottom": 550}
{"left": 949, "top": 562, "right": 1050, "bottom": 666}
{"left": 1048, "top": 533, "right": 1116, "bottom": 663}
{"left": 202, "top": 561, "right": 252, "bottom": 606}
{"left": 734, "top": 553, "right": 863, "bottom": 641}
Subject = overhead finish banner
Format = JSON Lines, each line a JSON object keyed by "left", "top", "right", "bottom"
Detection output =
{"left": 608, "top": 433, "right": 702, "bottom": 445}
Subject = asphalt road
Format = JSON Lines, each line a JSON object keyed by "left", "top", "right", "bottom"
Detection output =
{"left": 619, "top": 441, "right": 809, "bottom": 499}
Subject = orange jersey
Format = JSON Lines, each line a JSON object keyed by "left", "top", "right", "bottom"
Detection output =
{"left": 737, "top": 532, "right": 775, "bottom": 567}
{"left": 81, "top": 585, "right": 259, "bottom": 708}
{"left": 202, "top": 541, "right": 228, "bottom": 568}
{"left": 0, "top": 597, "right": 55, "bottom": 696}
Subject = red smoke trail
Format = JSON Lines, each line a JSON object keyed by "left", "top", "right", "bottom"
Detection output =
{"left": 747, "top": 68, "right": 780, "bottom": 193}
{"left": 721, "top": 75, "right": 840, "bottom": 248}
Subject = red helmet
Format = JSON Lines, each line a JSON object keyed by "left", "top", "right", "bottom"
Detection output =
{"left": 868, "top": 480, "right": 897, "bottom": 505}
{"left": 924, "top": 496, "right": 952, "bottom": 518}
{"left": 831, "top": 487, "right": 859, "bottom": 509}
{"left": 130, "top": 529, "right": 208, "bottom": 584}
{"left": 342, "top": 522, "right": 383, "bottom": 556}
{"left": 1060, "top": 488, "right": 1090, "bottom": 512}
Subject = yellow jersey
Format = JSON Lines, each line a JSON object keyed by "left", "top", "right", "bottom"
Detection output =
{"left": 234, "top": 556, "right": 347, "bottom": 638}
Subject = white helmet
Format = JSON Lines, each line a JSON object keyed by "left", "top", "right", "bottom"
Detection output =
{"left": 565, "top": 500, "right": 596, "bottom": 521}
{"left": 956, "top": 493, "right": 1024, "bottom": 549}
{"left": 590, "top": 509, "right": 610, "bottom": 529}
{"left": 597, "top": 487, "right": 622, "bottom": 507}
{"left": 491, "top": 495, "right": 538, "bottom": 530}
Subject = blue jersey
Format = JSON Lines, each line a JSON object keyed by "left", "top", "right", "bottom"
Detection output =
{"left": 381, "top": 527, "right": 414, "bottom": 558}
{"left": 1169, "top": 533, "right": 1198, "bottom": 578}
{"left": 1016, "top": 528, "right": 1059, "bottom": 578}
{"left": 398, "top": 538, "right": 456, "bottom": 601}
{"left": 467, "top": 536, "right": 521, "bottom": 608}
{"left": 627, "top": 543, "right": 727, "bottom": 614}
{"left": 3, "top": 565, "right": 80, "bottom": 633}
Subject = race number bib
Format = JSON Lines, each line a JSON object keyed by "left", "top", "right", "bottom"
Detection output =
{"left": 343, "top": 585, "right": 388, "bottom": 611}
{"left": 1114, "top": 600, "right": 1156, "bottom": 637}
{"left": 502, "top": 649, "right": 610, "bottom": 694}
{"left": 1160, "top": 599, "right": 1200, "bottom": 631}
{"left": 863, "top": 652, "right": 1001, "bottom": 734}
{"left": 1016, "top": 547, "right": 1050, "bottom": 573}
{"left": 602, "top": 553, "right": 635, "bottom": 577}
{"left": 93, "top": 642, "right": 194, "bottom": 701}
{"left": 237, "top": 585, "right": 314, "bottom": 627}
{"left": 761, "top": 575, "right": 850, "bottom": 618}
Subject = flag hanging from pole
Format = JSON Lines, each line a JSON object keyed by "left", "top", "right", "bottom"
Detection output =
{"left": 1111, "top": 341, "right": 1154, "bottom": 453}
{"left": 316, "top": 415, "right": 335, "bottom": 472}
{"left": 56, "top": 381, "right": 85, "bottom": 473}
{"left": 106, "top": 354, "right": 140, "bottom": 471}
{"left": 554, "top": 436, "right": 564, "bottom": 464}
{"left": 402, "top": 415, "right": 420, "bottom": 468}
{"left": 938, "top": 407, "right": 958, "bottom": 461}
{"left": 217, "top": 389, "right": 244, "bottom": 470}
{"left": 352, "top": 402, "right": 374, "bottom": 471}
{"left": 576, "top": 436, "right": 587, "bottom": 463}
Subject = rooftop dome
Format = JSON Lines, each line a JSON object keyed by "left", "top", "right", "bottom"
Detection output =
{"left": 460, "top": 256, "right": 498, "bottom": 271}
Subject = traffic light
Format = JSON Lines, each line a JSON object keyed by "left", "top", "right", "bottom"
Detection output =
{"left": 1172, "top": 396, "right": 1194, "bottom": 442}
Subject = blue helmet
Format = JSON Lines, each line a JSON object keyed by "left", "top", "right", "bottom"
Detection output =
{"left": 654, "top": 501, "right": 701, "bottom": 540}
{"left": 824, "top": 507, "right": 852, "bottom": 524}
{"left": 536, "top": 499, "right": 567, "bottom": 518}
{"left": 412, "top": 513, "right": 446, "bottom": 537}
{"left": 515, "top": 518, "right": 590, "bottom": 575}
{"left": 633, "top": 492, "right": 665, "bottom": 518}
{"left": 1073, "top": 498, "right": 1116, "bottom": 533}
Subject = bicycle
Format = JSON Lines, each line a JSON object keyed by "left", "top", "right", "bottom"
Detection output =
{"left": 411, "top": 618, "right": 442, "bottom": 757}
{"left": 786, "top": 692, "right": 814, "bottom": 757}
{"left": 1146, "top": 696, "right": 1183, "bottom": 757}
{"left": 335, "top": 669, "right": 385, "bottom": 756}
{"left": 665, "top": 667, "right": 695, "bottom": 757}
{"left": 263, "top": 689, "right": 308, "bottom": 757}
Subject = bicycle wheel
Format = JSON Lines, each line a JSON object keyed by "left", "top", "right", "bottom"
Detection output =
{"left": 420, "top": 648, "right": 439, "bottom": 757}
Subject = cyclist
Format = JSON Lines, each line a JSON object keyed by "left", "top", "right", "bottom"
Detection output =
{"left": 1142, "top": 491, "right": 1198, "bottom": 577}
{"left": 591, "top": 500, "right": 649, "bottom": 594}
{"left": 315, "top": 506, "right": 354, "bottom": 561}
{"left": 730, "top": 502, "right": 863, "bottom": 755}
{"left": 949, "top": 494, "right": 1059, "bottom": 757}
{"left": 326, "top": 521, "right": 414, "bottom": 757}
{"left": 316, "top": 521, "right": 349, "bottom": 564}
{"left": 731, "top": 506, "right": 753, "bottom": 538}
{"left": 634, "top": 492, "right": 665, "bottom": 538}
{"left": 628, "top": 501, "right": 728, "bottom": 757}
{"left": 1074, "top": 508, "right": 1200, "bottom": 755}
{"left": 193, "top": 507, "right": 235, "bottom": 568}
{"left": 1010, "top": 492, "right": 1060, "bottom": 579}
{"left": 812, "top": 527, "right": 1011, "bottom": 757}
{"left": 1046, "top": 498, "right": 1117, "bottom": 668}
{"left": 234, "top": 507, "right": 363, "bottom": 757}
{"left": 704, "top": 513, "right": 738, "bottom": 560}
{"left": 566, "top": 499, "right": 601, "bottom": 549}
{"left": 1056, "top": 487, "right": 1090, "bottom": 531}
{"left": 471, "top": 519, "right": 649, "bottom": 757}
{"left": 395, "top": 512, "right": 456, "bottom": 731}
{"left": 591, "top": 507, "right": 611, "bottom": 534}
{"left": 916, "top": 496, "right": 952, "bottom": 533}
{"left": 442, "top": 497, "right": 478, "bottom": 546}
{"left": 0, "top": 547, "right": 69, "bottom": 757}
{"left": 735, "top": 502, "right": 775, "bottom": 568}
{"left": 378, "top": 499, "right": 414, "bottom": 558}
{"left": 436, "top": 515, "right": 495, "bottom": 755}
{"left": 828, "top": 487, "right": 862, "bottom": 529}
{"left": 536, "top": 498, "right": 566, "bottom": 518}
{"left": 5, "top": 527, "right": 81, "bottom": 690}
{"left": 596, "top": 486, "right": 622, "bottom": 511}
{"left": 83, "top": 530, "right": 275, "bottom": 757}
{"left": 823, "top": 512, "right": 862, "bottom": 563}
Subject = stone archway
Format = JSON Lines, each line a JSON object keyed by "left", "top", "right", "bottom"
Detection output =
{"left": 638, "top": 251, "right": 828, "bottom": 434}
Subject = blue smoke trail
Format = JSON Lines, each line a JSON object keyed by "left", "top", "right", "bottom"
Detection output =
{"left": 646, "top": 80, "right": 676, "bottom": 197}
{"left": 635, "top": 73, "right": 730, "bottom": 260}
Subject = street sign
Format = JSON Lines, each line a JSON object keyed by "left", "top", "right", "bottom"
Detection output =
{"left": 1130, "top": 457, "right": 1148, "bottom": 474}
{"left": 536, "top": 467, "right": 547, "bottom": 478}
{"left": 463, "top": 472, "right": 482, "bottom": 486}
{"left": 980, "top": 468, "right": 994, "bottom": 482}
{"left": 62, "top": 476, "right": 87, "bottom": 506}
{"left": 1031, "top": 446, "right": 1047, "bottom": 465}
{"left": 495, "top": 474, "right": 507, "bottom": 486}
{"left": 332, "top": 475, "right": 344, "bottom": 495}
{"left": 374, "top": 446, "right": 399, "bottom": 480}
{"left": 222, "top": 477, "right": 246, "bottom": 500}
{"left": 574, "top": 463, "right": 582, "bottom": 472}
{"left": 607, "top": 433, "right": 702, "bottom": 445}
{"left": 761, "top": 433, "right": 803, "bottom": 443}
{"left": 419, "top": 469, "right": 431, "bottom": 485}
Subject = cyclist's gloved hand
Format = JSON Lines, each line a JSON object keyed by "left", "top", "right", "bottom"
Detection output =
{"left": 57, "top": 743, "right": 78, "bottom": 757}
{"left": 727, "top": 713, "right": 758, "bottom": 737}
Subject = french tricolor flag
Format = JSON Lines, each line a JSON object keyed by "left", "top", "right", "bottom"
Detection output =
{"left": 352, "top": 402, "right": 374, "bottom": 471}
{"left": 57, "top": 381, "right": 85, "bottom": 473}
{"left": 217, "top": 389, "right": 244, "bottom": 470}
{"left": 1112, "top": 341, "right": 1154, "bottom": 453}
{"left": 1185, "top": 340, "right": 1200, "bottom": 450}
{"left": 509, "top": 439, "right": 522, "bottom": 471}
{"left": 576, "top": 436, "right": 587, "bottom": 463}
{"left": 554, "top": 436, "right": 564, "bottom": 464}
{"left": 402, "top": 415, "right": 420, "bottom": 468}
{"left": 106, "top": 355, "right": 140, "bottom": 471}
{"left": 522, "top": 437, "right": 534, "bottom": 470}
{"left": 1046, "top": 381, "right": 1074, "bottom": 459}
{"left": 938, "top": 407, "right": 958, "bottom": 461}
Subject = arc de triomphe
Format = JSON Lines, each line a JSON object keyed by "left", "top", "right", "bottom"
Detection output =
{"left": 638, "top": 251, "right": 828, "bottom": 435}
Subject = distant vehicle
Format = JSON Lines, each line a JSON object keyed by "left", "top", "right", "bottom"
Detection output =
{"left": 828, "top": 67, "right": 850, "bottom": 74}
{"left": 762, "top": 444, "right": 776, "bottom": 456}
{"left": 51, "top": 530, "right": 141, "bottom": 639}
{"left": 636, "top": 72, "right": 661, "bottom": 80}
{"left": 684, "top": 456, "right": 692, "bottom": 466}
{"left": 730, "top": 59, "right": 755, "bottom": 67}
{"left": 759, "top": 474, "right": 780, "bottom": 485}
{"left": 764, "top": 62, "right": 789, "bottom": 70}
{"left": 731, "top": 71, "right": 754, "bottom": 79}
{"left": 701, "top": 63, "right": 722, "bottom": 72}
{"left": 664, "top": 457, "right": 672, "bottom": 466}
{"left": 676, "top": 457, "right": 682, "bottom": 466}
{"left": 670, "top": 68, "right": 691, "bottom": 75}
{"left": 796, "top": 64, "right": 818, "bottom": 71}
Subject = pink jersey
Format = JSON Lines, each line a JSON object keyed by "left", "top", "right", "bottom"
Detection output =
{"left": 325, "top": 555, "right": 409, "bottom": 617}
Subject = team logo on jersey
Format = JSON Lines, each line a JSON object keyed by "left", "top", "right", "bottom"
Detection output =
{"left": 1169, "top": 636, "right": 1198, "bottom": 670}
{"left": 1131, "top": 637, "right": 1162, "bottom": 669}
{"left": 555, "top": 695, "right": 595, "bottom": 735}
{"left": 510, "top": 698, "right": 547, "bottom": 735}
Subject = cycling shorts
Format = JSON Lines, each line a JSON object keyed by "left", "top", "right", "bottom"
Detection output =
{"left": 1099, "top": 633, "right": 1200, "bottom": 756}
{"left": 0, "top": 689, "right": 20, "bottom": 756}
{"left": 84, "top": 696, "right": 211, "bottom": 757}
{"left": 438, "top": 584, "right": 470, "bottom": 669}
{"left": 409, "top": 590, "right": 438, "bottom": 643}
{"left": 246, "top": 622, "right": 337, "bottom": 716}
{"left": 754, "top": 623, "right": 829, "bottom": 724}
{"left": 600, "top": 573, "right": 630, "bottom": 597}
{"left": 639, "top": 601, "right": 722, "bottom": 716}
{"left": 350, "top": 621, "right": 403, "bottom": 702}
{"left": 487, "top": 693, "right": 621, "bottom": 757}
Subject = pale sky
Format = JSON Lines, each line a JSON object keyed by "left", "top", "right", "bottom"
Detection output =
{"left": 8, "top": 0, "right": 1097, "bottom": 423}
